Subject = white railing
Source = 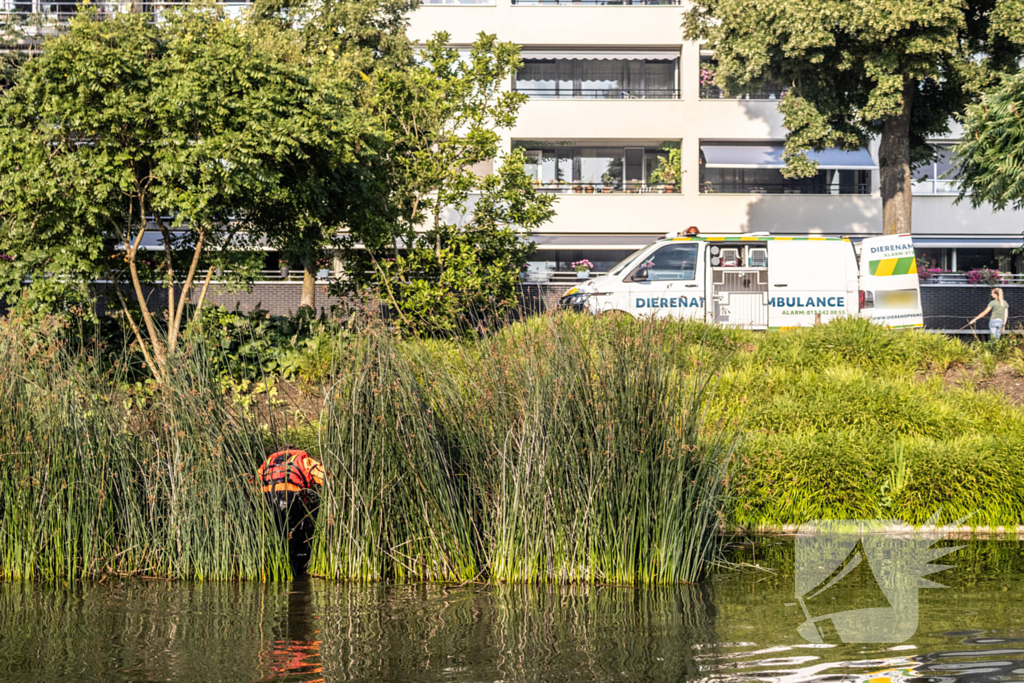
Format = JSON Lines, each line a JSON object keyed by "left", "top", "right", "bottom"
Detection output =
{"left": 522, "top": 270, "right": 608, "bottom": 284}
{"left": 912, "top": 179, "right": 959, "bottom": 196}
{"left": 920, "top": 273, "right": 1024, "bottom": 285}
{"left": 1, "top": 1, "right": 252, "bottom": 29}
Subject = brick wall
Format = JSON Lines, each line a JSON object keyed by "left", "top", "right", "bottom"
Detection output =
{"left": 921, "top": 284, "right": 1023, "bottom": 332}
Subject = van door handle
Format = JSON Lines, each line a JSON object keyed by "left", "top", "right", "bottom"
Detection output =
{"left": 774, "top": 284, "right": 788, "bottom": 287}
{"left": 684, "top": 284, "right": 699, "bottom": 288}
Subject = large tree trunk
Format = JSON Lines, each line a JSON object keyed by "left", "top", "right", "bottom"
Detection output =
{"left": 300, "top": 255, "right": 317, "bottom": 312}
{"left": 878, "top": 79, "right": 915, "bottom": 235}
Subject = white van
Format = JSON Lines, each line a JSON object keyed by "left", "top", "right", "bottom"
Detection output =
{"left": 558, "top": 231, "right": 923, "bottom": 329}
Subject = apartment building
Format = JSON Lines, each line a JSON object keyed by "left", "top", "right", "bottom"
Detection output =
{"left": 409, "top": 0, "right": 1024, "bottom": 281}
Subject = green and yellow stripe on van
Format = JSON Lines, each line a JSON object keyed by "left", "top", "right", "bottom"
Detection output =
{"left": 868, "top": 256, "right": 917, "bottom": 276}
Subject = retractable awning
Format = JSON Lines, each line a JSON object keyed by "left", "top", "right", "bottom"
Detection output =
{"left": 912, "top": 237, "right": 1024, "bottom": 248}
{"left": 520, "top": 49, "right": 680, "bottom": 61}
{"left": 701, "top": 144, "right": 877, "bottom": 170}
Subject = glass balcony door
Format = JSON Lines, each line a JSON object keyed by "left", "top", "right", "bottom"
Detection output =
{"left": 515, "top": 58, "right": 678, "bottom": 99}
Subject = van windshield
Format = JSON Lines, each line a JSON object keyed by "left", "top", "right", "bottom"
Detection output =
{"left": 608, "top": 247, "right": 650, "bottom": 276}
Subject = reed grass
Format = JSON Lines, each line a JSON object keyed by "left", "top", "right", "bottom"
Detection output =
{"left": 0, "top": 314, "right": 737, "bottom": 584}
{"left": 309, "top": 315, "right": 738, "bottom": 584}
{"left": 5, "top": 310, "right": 1015, "bottom": 582}
{"left": 0, "top": 327, "right": 290, "bottom": 581}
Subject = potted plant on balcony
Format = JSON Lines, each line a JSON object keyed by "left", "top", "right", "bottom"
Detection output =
{"left": 573, "top": 259, "right": 594, "bottom": 279}
{"left": 649, "top": 147, "right": 682, "bottom": 192}
{"left": 572, "top": 183, "right": 583, "bottom": 193}
{"left": 584, "top": 183, "right": 595, "bottom": 193}
{"left": 699, "top": 64, "right": 716, "bottom": 99}
{"left": 601, "top": 172, "right": 615, "bottom": 193}
{"left": 966, "top": 268, "right": 1004, "bottom": 286}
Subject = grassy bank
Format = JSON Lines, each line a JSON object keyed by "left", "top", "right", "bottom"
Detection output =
{"left": 0, "top": 316, "right": 733, "bottom": 583}
{"left": 2, "top": 311, "right": 1022, "bottom": 582}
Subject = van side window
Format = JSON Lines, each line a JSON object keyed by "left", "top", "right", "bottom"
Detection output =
{"left": 646, "top": 244, "right": 698, "bottom": 281}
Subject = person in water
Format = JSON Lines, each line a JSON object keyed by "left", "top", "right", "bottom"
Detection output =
{"left": 258, "top": 448, "right": 325, "bottom": 575}
{"left": 969, "top": 287, "right": 1010, "bottom": 340}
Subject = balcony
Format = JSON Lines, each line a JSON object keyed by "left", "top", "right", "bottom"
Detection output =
{"left": 531, "top": 180, "right": 678, "bottom": 194}
{"left": 515, "top": 87, "right": 679, "bottom": 100}
{"left": 2, "top": 1, "right": 252, "bottom": 28}
{"left": 518, "top": 142, "right": 681, "bottom": 196}
{"left": 700, "top": 84, "right": 789, "bottom": 101}
{"left": 700, "top": 179, "right": 870, "bottom": 195}
{"left": 512, "top": 0, "right": 679, "bottom": 4}
{"left": 421, "top": 0, "right": 495, "bottom": 5}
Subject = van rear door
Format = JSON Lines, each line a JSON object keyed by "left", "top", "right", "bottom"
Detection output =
{"left": 858, "top": 234, "right": 924, "bottom": 329}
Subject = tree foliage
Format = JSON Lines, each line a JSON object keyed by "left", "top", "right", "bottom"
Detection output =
{"left": 956, "top": 72, "right": 1024, "bottom": 213}
{"left": 0, "top": 8, "right": 355, "bottom": 381}
{"left": 340, "top": 33, "right": 557, "bottom": 335}
{"left": 683, "top": 0, "right": 1024, "bottom": 234}
{"left": 246, "top": 0, "right": 416, "bottom": 310}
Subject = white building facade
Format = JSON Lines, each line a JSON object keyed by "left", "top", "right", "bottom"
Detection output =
{"left": 409, "top": 0, "right": 1024, "bottom": 279}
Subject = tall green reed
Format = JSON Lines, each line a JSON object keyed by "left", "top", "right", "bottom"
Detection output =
{"left": 1, "top": 313, "right": 738, "bottom": 584}
{"left": 0, "top": 326, "right": 289, "bottom": 581}
{"left": 310, "top": 315, "right": 738, "bottom": 584}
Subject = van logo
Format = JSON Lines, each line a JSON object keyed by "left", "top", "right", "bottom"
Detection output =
{"left": 636, "top": 297, "right": 705, "bottom": 309}
{"left": 769, "top": 296, "right": 845, "bottom": 308}
{"left": 870, "top": 243, "right": 913, "bottom": 254}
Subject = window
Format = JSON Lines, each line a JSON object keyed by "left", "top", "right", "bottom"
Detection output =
{"left": 913, "top": 144, "right": 959, "bottom": 195}
{"left": 700, "top": 167, "right": 870, "bottom": 194}
{"left": 644, "top": 244, "right": 698, "bottom": 280}
{"left": 699, "top": 144, "right": 873, "bottom": 195}
{"left": 699, "top": 54, "right": 787, "bottom": 100}
{"left": 514, "top": 142, "right": 678, "bottom": 192}
{"left": 514, "top": 58, "right": 678, "bottom": 99}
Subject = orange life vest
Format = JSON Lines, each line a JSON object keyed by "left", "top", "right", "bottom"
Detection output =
{"left": 258, "top": 450, "right": 325, "bottom": 493}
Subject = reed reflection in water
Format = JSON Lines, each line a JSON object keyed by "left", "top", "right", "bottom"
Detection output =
{"left": 0, "top": 581, "right": 717, "bottom": 682}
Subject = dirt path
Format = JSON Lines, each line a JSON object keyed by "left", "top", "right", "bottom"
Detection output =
{"left": 942, "top": 363, "right": 1024, "bottom": 405}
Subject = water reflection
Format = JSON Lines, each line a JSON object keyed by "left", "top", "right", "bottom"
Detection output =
{"left": 261, "top": 580, "right": 323, "bottom": 682}
{"left": 1, "top": 541, "right": 1024, "bottom": 682}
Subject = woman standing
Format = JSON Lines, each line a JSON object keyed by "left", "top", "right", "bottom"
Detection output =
{"left": 969, "top": 287, "right": 1009, "bottom": 340}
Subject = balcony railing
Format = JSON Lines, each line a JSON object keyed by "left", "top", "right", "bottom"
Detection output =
{"left": 422, "top": 0, "right": 495, "bottom": 5}
{"left": 512, "top": 0, "right": 679, "bottom": 5}
{"left": 515, "top": 88, "right": 680, "bottom": 100}
{"left": 700, "top": 181, "right": 869, "bottom": 195}
{"left": 532, "top": 180, "right": 679, "bottom": 193}
{"left": 919, "top": 273, "right": 1024, "bottom": 285}
{"left": 912, "top": 179, "right": 959, "bottom": 196}
{"left": 522, "top": 269, "right": 609, "bottom": 283}
{"left": 2, "top": 1, "right": 252, "bottom": 26}
{"left": 700, "top": 84, "right": 789, "bottom": 101}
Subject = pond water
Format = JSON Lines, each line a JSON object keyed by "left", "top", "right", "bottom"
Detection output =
{"left": 2, "top": 539, "right": 1024, "bottom": 682}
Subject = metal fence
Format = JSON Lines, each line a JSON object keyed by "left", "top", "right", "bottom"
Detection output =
{"left": 515, "top": 88, "right": 680, "bottom": 99}
{"left": 920, "top": 273, "right": 1024, "bottom": 285}
{"left": 1, "top": 1, "right": 252, "bottom": 27}
{"left": 700, "top": 181, "right": 870, "bottom": 195}
{"left": 700, "top": 84, "right": 789, "bottom": 101}
{"left": 532, "top": 180, "right": 679, "bottom": 193}
{"left": 511, "top": 0, "right": 680, "bottom": 5}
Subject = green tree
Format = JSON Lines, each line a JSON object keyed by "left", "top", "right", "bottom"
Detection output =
{"left": 956, "top": 72, "right": 1024, "bottom": 216}
{"left": 0, "top": 8, "right": 353, "bottom": 381}
{"left": 246, "top": 0, "right": 416, "bottom": 311}
{"left": 340, "top": 32, "right": 556, "bottom": 335}
{"left": 683, "top": 0, "right": 1024, "bottom": 234}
